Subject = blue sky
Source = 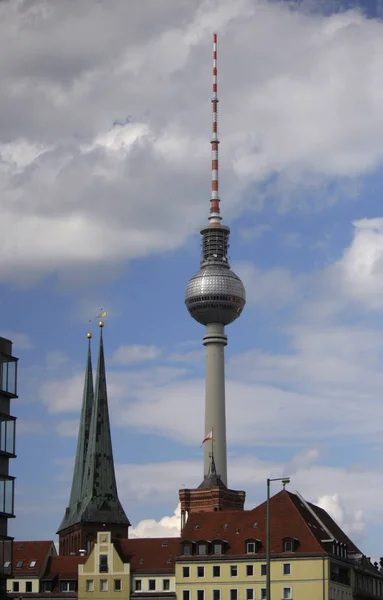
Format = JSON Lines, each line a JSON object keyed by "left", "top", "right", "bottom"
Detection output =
{"left": 2, "top": 0, "right": 383, "bottom": 556}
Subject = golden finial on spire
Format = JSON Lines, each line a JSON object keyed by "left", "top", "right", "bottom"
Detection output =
{"left": 99, "top": 321, "right": 104, "bottom": 328}
{"left": 87, "top": 332, "right": 92, "bottom": 339}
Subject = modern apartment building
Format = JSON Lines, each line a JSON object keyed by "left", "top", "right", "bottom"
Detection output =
{"left": 0, "top": 336, "right": 17, "bottom": 595}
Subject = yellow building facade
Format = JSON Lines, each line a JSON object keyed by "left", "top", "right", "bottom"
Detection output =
{"left": 78, "top": 532, "right": 130, "bottom": 600}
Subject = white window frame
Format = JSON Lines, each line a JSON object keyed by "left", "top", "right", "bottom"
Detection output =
{"left": 163, "top": 579, "right": 170, "bottom": 591}
{"left": 230, "top": 565, "right": 238, "bottom": 577}
{"left": 230, "top": 589, "right": 238, "bottom": 600}
{"left": 246, "top": 588, "right": 254, "bottom": 600}
{"left": 213, "top": 565, "right": 221, "bottom": 577}
{"left": 282, "top": 586, "right": 292, "bottom": 600}
{"left": 213, "top": 543, "right": 222, "bottom": 554}
{"left": 100, "top": 579, "right": 108, "bottom": 592}
{"left": 135, "top": 579, "right": 142, "bottom": 591}
{"left": 261, "top": 564, "right": 267, "bottom": 576}
{"left": 260, "top": 588, "right": 266, "bottom": 600}
{"left": 148, "top": 579, "right": 156, "bottom": 591}
{"left": 247, "top": 542, "right": 256, "bottom": 554}
{"left": 114, "top": 579, "right": 122, "bottom": 592}
{"left": 182, "top": 590, "right": 191, "bottom": 600}
{"left": 246, "top": 564, "right": 254, "bottom": 577}
{"left": 197, "top": 589, "right": 205, "bottom": 600}
{"left": 183, "top": 567, "right": 190, "bottom": 578}
{"left": 197, "top": 566, "right": 205, "bottom": 578}
{"left": 213, "top": 589, "right": 221, "bottom": 600}
{"left": 86, "top": 579, "right": 94, "bottom": 592}
{"left": 283, "top": 563, "right": 291, "bottom": 576}
{"left": 284, "top": 540, "right": 293, "bottom": 552}
{"left": 198, "top": 543, "right": 207, "bottom": 555}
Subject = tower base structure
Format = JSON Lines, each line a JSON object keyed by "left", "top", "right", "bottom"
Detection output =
{"left": 179, "top": 459, "right": 245, "bottom": 530}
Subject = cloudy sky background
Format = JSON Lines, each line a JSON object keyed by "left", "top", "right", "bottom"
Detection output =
{"left": 3, "top": 0, "right": 383, "bottom": 556}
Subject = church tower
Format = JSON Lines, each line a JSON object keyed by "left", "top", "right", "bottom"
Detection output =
{"left": 57, "top": 323, "right": 130, "bottom": 555}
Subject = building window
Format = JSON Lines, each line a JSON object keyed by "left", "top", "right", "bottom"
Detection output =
{"left": 0, "top": 475, "right": 14, "bottom": 515}
{"left": 100, "top": 579, "right": 108, "bottom": 592}
{"left": 60, "top": 581, "right": 76, "bottom": 592}
{"left": 283, "top": 588, "right": 292, "bottom": 600}
{"left": 197, "top": 566, "right": 205, "bottom": 578}
{"left": 183, "top": 591, "right": 190, "bottom": 600}
{"left": 135, "top": 580, "right": 142, "bottom": 591}
{"left": 183, "top": 567, "right": 190, "bottom": 578}
{"left": 213, "top": 590, "right": 221, "bottom": 600}
{"left": 25, "top": 581, "right": 33, "bottom": 592}
{"left": 29, "top": 560, "right": 37, "bottom": 568}
{"left": 261, "top": 589, "right": 266, "bottom": 600}
{"left": 114, "top": 579, "right": 122, "bottom": 592}
{"left": 99, "top": 554, "right": 108, "bottom": 573}
{"left": 213, "top": 565, "right": 221, "bottom": 577}
{"left": 230, "top": 565, "right": 238, "bottom": 577}
{"left": 16, "top": 560, "right": 23, "bottom": 568}
{"left": 0, "top": 354, "right": 17, "bottom": 396}
{"left": 198, "top": 543, "right": 207, "bottom": 555}
{"left": 197, "top": 590, "right": 205, "bottom": 600}
{"left": 246, "top": 565, "right": 254, "bottom": 576}
{"left": 149, "top": 579, "right": 156, "bottom": 591}
{"left": 247, "top": 542, "right": 256, "bottom": 553}
{"left": 183, "top": 544, "right": 192, "bottom": 555}
{"left": 230, "top": 589, "right": 238, "bottom": 600}
{"left": 42, "top": 582, "right": 52, "bottom": 592}
{"left": 246, "top": 589, "right": 254, "bottom": 600}
{"left": 163, "top": 579, "right": 170, "bottom": 591}
{"left": 12, "top": 582, "right": 19, "bottom": 592}
{"left": 261, "top": 564, "right": 267, "bottom": 576}
{"left": 283, "top": 563, "right": 291, "bottom": 576}
{"left": 213, "top": 542, "right": 222, "bottom": 554}
{"left": 283, "top": 540, "right": 293, "bottom": 552}
{"left": 86, "top": 580, "right": 94, "bottom": 592}
{"left": 3, "top": 561, "right": 11, "bottom": 568}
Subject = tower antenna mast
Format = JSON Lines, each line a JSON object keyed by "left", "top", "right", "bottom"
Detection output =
{"left": 210, "top": 33, "right": 221, "bottom": 225}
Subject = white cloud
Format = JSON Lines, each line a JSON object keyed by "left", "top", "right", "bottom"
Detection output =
{"left": 335, "top": 218, "right": 383, "bottom": 310}
{"left": 111, "top": 344, "right": 161, "bottom": 365}
{"left": 130, "top": 504, "right": 181, "bottom": 538}
{"left": 234, "top": 261, "right": 302, "bottom": 308}
{"left": 2, "top": 2, "right": 383, "bottom": 281}
{"left": 45, "top": 350, "right": 69, "bottom": 369}
{"left": 55, "top": 420, "right": 79, "bottom": 438}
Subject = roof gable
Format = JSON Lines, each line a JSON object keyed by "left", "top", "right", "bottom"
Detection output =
{"left": 12, "top": 541, "right": 56, "bottom": 576}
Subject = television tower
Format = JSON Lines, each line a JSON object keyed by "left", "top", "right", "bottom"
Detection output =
{"left": 185, "top": 33, "right": 246, "bottom": 487}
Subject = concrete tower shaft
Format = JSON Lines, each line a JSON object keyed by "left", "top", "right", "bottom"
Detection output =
{"left": 203, "top": 323, "right": 227, "bottom": 484}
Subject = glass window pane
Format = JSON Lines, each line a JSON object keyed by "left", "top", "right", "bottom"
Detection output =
{"left": 6, "top": 420, "right": 14, "bottom": 455}
{"left": 0, "top": 480, "right": 5, "bottom": 512}
{"left": 7, "top": 361, "right": 16, "bottom": 395}
{"left": 0, "top": 422, "right": 5, "bottom": 453}
{"left": 4, "top": 480, "right": 13, "bottom": 514}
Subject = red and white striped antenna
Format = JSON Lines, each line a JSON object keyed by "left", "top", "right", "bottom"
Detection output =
{"left": 209, "top": 32, "right": 221, "bottom": 225}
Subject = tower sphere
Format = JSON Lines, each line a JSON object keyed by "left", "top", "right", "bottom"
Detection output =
{"left": 185, "top": 264, "right": 246, "bottom": 326}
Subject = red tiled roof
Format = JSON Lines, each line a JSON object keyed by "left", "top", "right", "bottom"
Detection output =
{"left": 180, "top": 490, "right": 358, "bottom": 557}
{"left": 12, "top": 541, "right": 56, "bottom": 576}
{"left": 43, "top": 555, "right": 86, "bottom": 580}
{"left": 117, "top": 538, "right": 180, "bottom": 573}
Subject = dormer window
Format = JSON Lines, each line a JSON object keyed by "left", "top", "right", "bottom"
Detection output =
{"left": 213, "top": 542, "right": 222, "bottom": 554}
{"left": 16, "top": 561, "right": 23, "bottom": 568}
{"left": 198, "top": 542, "right": 207, "bottom": 555}
{"left": 245, "top": 538, "right": 260, "bottom": 554}
{"left": 182, "top": 543, "right": 192, "bottom": 556}
{"left": 29, "top": 560, "right": 37, "bottom": 568}
{"left": 283, "top": 537, "right": 298, "bottom": 552}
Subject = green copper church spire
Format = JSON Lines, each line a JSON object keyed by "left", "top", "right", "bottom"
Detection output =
{"left": 80, "top": 321, "right": 130, "bottom": 527}
{"left": 57, "top": 333, "right": 94, "bottom": 533}
{"left": 58, "top": 324, "right": 129, "bottom": 555}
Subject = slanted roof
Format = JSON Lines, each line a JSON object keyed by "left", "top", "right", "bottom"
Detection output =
{"left": 12, "top": 540, "right": 56, "bottom": 576}
{"left": 117, "top": 538, "right": 180, "bottom": 573}
{"left": 43, "top": 555, "right": 86, "bottom": 581}
{"left": 181, "top": 489, "right": 360, "bottom": 557}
